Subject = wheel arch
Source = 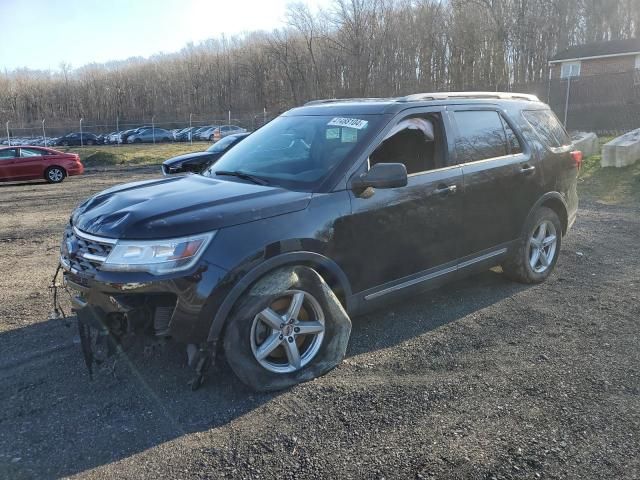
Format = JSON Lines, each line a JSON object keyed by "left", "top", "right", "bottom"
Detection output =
{"left": 527, "top": 192, "right": 569, "bottom": 236}
{"left": 206, "top": 251, "right": 352, "bottom": 345}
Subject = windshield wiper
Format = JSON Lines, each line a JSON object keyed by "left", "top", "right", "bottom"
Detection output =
{"left": 214, "top": 170, "right": 269, "bottom": 186}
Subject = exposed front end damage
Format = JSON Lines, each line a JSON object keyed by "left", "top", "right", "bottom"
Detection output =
{"left": 56, "top": 223, "right": 230, "bottom": 389}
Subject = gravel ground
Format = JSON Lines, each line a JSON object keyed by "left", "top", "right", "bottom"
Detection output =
{"left": 0, "top": 167, "right": 638, "bottom": 479}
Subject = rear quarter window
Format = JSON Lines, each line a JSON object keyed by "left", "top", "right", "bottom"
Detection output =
{"left": 522, "top": 109, "right": 571, "bottom": 148}
{"left": 453, "top": 110, "right": 509, "bottom": 163}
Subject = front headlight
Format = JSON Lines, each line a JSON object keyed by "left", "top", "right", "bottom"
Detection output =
{"left": 101, "top": 232, "right": 215, "bottom": 275}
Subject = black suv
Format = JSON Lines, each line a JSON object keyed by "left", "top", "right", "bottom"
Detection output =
{"left": 59, "top": 92, "right": 581, "bottom": 391}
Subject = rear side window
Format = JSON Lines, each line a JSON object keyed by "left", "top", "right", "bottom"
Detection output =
{"left": 454, "top": 110, "right": 508, "bottom": 162}
{"left": 523, "top": 110, "right": 571, "bottom": 148}
{"left": 500, "top": 116, "right": 522, "bottom": 155}
{"left": 20, "top": 148, "right": 43, "bottom": 157}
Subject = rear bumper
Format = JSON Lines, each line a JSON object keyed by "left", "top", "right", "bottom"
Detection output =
{"left": 67, "top": 164, "right": 84, "bottom": 176}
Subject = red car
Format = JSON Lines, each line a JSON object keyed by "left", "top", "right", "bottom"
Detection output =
{"left": 0, "top": 146, "right": 84, "bottom": 184}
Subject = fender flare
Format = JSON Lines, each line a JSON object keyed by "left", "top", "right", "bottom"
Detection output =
{"left": 525, "top": 191, "right": 569, "bottom": 235}
{"left": 206, "top": 251, "right": 352, "bottom": 343}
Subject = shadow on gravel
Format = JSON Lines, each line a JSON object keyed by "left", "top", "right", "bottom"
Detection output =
{"left": 0, "top": 180, "right": 48, "bottom": 188}
{"left": 347, "top": 268, "right": 527, "bottom": 356}
{"left": 0, "top": 268, "right": 527, "bottom": 478}
{"left": 0, "top": 319, "right": 273, "bottom": 479}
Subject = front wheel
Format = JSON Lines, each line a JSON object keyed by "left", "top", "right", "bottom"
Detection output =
{"left": 223, "top": 266, "right": 351, "bottom": 392}
{"left": 45, "top": 166, "right": 66, "bottom": 184}
{"left": 502, "top": 206, "right": 562, "bottom": 284}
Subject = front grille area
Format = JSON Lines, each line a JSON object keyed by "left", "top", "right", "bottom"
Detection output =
{"left": 60, "top": 226, "right": 116, "bottom": 276}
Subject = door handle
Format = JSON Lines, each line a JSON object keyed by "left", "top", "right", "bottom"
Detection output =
{"left": 434, "top": 184, "right": 457, "bottom": 195}
{"left": 520, "top": 165, "right": 536, "bottom": 175}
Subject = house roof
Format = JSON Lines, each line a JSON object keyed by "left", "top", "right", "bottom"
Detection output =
{"left": 550, "top": 38, "right": 640, "bottom": 63}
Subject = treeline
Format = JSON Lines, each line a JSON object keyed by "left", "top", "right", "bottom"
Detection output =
{"left": 1, "top": 0, "right": 638, "bottom": 127}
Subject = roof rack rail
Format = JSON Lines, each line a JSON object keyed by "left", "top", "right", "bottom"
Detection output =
{"left": 399, "top": 91, "right": 540, "bottom": 102}
{"left": 303, "top": 92, "right": 540, "bottom": 107}
{"left": 304, "top": 97, "right": 396, "bottom": 106}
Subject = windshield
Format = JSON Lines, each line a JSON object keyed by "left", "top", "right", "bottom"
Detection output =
{"left": 203, "top": 114, "right": 380, "bottom": 191}
{"left": 206, "top": 135, "right": 238, "bottom": 153}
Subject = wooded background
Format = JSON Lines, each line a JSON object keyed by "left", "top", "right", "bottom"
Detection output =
{"left": 1, "top": 0, "right": 638, "bottom": 129}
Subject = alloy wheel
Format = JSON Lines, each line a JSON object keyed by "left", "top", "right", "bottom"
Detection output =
{"left": 48, "top": 168, "right": 64, "bottom": 182}
{"left": 528, "top": 220, "right": 557, "bottom": 273}
{"left": 250, "top": 289, "right": 325, "bottom": 373}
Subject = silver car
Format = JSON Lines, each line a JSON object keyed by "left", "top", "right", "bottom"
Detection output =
{"left": 210, "top": 125, "right": 247, "bottom": 141}
{"left": 126, "top": 127, "right": 173, "bottom": 144}
{"left": 196, "top": 125, "right": 220, "bottom": 141}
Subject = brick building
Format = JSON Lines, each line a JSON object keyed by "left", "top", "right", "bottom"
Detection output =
{"left": 549, "top": 38, "right": 640, "bottom": 79}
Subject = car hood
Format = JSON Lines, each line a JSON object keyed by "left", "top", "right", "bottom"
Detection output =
{"left": 72, "top": 175, "right": 312, "bottom": 239}
{"left": 163, "top": 151, "right": 215, "bottom": 166}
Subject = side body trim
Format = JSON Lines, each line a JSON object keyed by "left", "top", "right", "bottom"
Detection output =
{"left": 363, "top": 247, "right": 507, "bottom": 301}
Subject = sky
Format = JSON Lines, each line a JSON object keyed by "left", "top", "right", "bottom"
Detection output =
{"left": 0, "top": 0, "right": 331, "bottom": 72}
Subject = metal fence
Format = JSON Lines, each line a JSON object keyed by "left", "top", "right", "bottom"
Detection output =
{"left": 2, "top": 110, "right": 275, "bottom": 147}
{"left": 513, "top": 69, "right": 640, "bottom": 135}
{"left": 4, "top": 70, "right": 639, "bottom": 146}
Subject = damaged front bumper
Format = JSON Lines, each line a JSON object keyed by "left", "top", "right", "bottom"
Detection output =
{"left": 62, "top": 262, "right": 230, "bottom": 344}
{"left": 61, "top": 261, "right": 231, "bottom": 388}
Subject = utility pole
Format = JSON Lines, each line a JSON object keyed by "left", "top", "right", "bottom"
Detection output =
{"left": 563, "top": 76, "right": 572, "bottom": 128}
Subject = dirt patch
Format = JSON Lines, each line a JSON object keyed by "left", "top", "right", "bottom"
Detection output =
{"left": 0, "top": 167, "right": 638, "bottom": 479}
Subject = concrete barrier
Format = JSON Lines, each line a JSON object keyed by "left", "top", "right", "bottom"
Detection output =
{"left": 602, "top": 129, "right": 640, "bottom": 168}
{"left": 571, "top": 132, "right": 599, "bottom": 158}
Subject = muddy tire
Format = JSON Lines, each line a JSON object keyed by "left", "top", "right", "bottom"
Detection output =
{"left": 223, "top": 266, "right": 351, "bottom": 392}
{"left": 502, "top": 206, "right": 562, "bottom": 284}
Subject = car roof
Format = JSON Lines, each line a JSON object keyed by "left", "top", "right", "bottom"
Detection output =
{"left": 0, "top": 145, "right": 61, "bottom": 152}
{"left": 225, "top": 132, "right": 250, "bottom": 139}
{"left": 285, "top": 92, "right": 542, "bottom": 116}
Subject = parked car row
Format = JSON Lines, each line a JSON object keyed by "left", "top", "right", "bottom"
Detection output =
{"left": 99, "top": 124, "right": 247, "bottom": 144}
{"left": 1, "top": 136, "right": 60, "bottom": 147}
{"left": 0, "top": 124, "right": 248, "bottom": 147}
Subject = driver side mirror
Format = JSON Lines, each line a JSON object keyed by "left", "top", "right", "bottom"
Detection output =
{"left": 351, "top": 163, "right": 408, "bottom": 192}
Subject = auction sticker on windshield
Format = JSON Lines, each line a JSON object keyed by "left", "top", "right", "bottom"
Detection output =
{"left": 327, "top": 117, "right": 369, "bottom": 130}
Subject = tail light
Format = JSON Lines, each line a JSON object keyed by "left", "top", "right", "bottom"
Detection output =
{"left": 570, "top": 150, "right": 583, "bottom": 168}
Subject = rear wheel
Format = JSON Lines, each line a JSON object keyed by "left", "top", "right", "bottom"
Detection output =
{"left": 86, "top": 139, "right": 95, "bottom": 146}
{"left": 45, "top": 166, "right": 66, "bottom": 184}
{"left": 502, "top": 207, "right": 562, "bottom": 284}
{"left": 223, "top": 266, "right": 351, "bottom": 392}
